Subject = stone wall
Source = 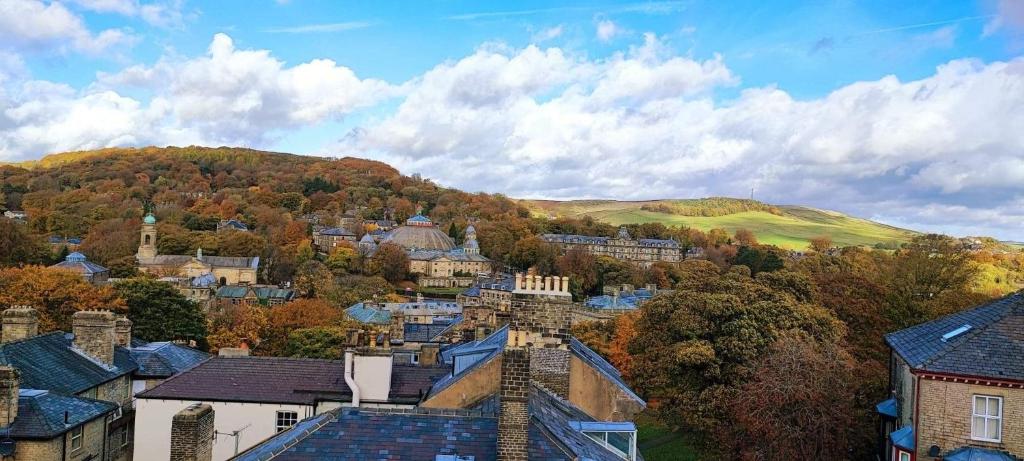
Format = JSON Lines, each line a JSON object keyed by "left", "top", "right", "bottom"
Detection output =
{"left": 530, "top": 348, "right": 570, "bottom": 399}
{"left": 2, "top": 306, "right": 39, "bottom": 344}
{"left": 421, "top": 356, "right": 500, "bottom": 409}
{"left": 0, "top": 366, "right": 18, "bottom": 428}
{"left": 509, "top": 293, "right": 572, "bottom": 348}
{"left": 9, "top": 438, "right": 61, "bottom": 461}
{"left": 72, "top": 310, "right": 116, "bottom": 366}
{"left": 916, "top": 378, "right": 1024, "bottom": 459}
{"left": 64, "top": 416, "right": 107, "bottom": 461}
{"left": 568, "top": 355, "right": 645, "bottom": 421}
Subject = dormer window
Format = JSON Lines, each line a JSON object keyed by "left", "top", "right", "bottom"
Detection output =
{"left": 570, "top": 421, "right": 637, "bottom": 460}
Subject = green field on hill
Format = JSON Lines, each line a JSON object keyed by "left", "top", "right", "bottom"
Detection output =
{"left": 524, "top": 199, "right": 918, "bottom": 250}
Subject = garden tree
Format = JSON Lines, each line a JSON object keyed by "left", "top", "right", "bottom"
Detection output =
{"left": 114, "top": 278, "right": 206, "bottom": 343}
{"left": 0, "top": 218, "right": 48, "bottom": 266}
{"left": 887, "top": 234, "right": 979, "bottom": 328}
{"left": 608, "top": 311, "right": 639, "bottom": 380}
{"left": 447, "top": 221, "right": 460, "bottom": 243}
{"left": 474, "top": 219, "right": 532, "bottom": 264}
{"left": 294, "top": 240, "right": 315, "bottom": 266}
{"left": 206, "top": 303, "right": 267, "bottom": 353}
{"left": 292, "top": 260, "right": 335, "bottom": 298}
{"left": 217, "top": 230, "right": 267, "bottom": 257}
{"left": 369, "top": 243, "right": 410, "bottom": 284}
{"left": 325, "top": 245, "right": 358, "bottom": 276}
{"left": 508, "top": 236, "right": 559, "bottom": 274}
{"left": 284, "top": 327, "right": 350, "bottom": 359}
{"left": 78, "top": 218, "right": 139, "bottom": 275}
{"left": 725, "top": 334, "right": 859, "bottom": 460}
{"left": 733, "top": 228, "right": 758, "bottom": 247}
{"left": 0, "top": 266, "right": 124, "bottom": 331}
{"left": 324, "top": 275, "right": 395, "bottom": 308}
{"left": 155, "top": 224, "right": 193, "bottom": 255}
{"left": 556, "top": 249, "right": 598, "bottom": 299}
{"left": 627, "top": 261, "right": 844, "bottom": 434}
{"left": 707, "top": 228, "right": 731, "bottom": 246}
{"left": 570, "top": 320, "right": 615, "bottom": 358}
{"left": 263, "top": 299, "right": 352, "bottom": 355}
{"left": 594, "top": 256, "right": 641, "bottom": 289}
{"left": 733, "top": 245, "right": 785, "bottom": 275}
{"left": 809, "top": 235, "right": 833, "bottom": 252}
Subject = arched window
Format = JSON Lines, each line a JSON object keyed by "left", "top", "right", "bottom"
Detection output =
{"left": 144, "top": 234, "right": 151, "bottom": 245}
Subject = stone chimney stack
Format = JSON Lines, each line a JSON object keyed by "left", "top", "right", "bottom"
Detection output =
{"left": 114, "top": 316, "right": 133, "bottom": 348}
{"left": 389, "top": 311, "right": 405, "bottom": 344}
{"left": 170, "top": 403, "right": 214, "bottom": 461}
{"left": 497, "top": 347, "right": 530, "bottom": 461}
{"left": 419, "top": 343, "right": 439, "bottom": 366}
{"left": 2, "top": 306, "right": 39, "bottom": 344}
{"left": 510, "top": 274, "right": 573, "bottom": 398}
{"left": 72, "top": 310, "right": 116, "bottom": 366}
{"left": 0, "top": 366, "right": 18, "bottom": 428}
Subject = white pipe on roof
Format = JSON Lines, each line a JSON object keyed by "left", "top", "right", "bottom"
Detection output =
{"left": 344, "top": 349, "right": 360, "bottom": 407}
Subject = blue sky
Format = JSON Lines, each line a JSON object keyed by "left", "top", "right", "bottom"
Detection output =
{"left": 2, "top": 0, "right": 1024, "bottom": 239}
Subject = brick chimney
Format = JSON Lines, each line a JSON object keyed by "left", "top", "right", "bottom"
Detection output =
{"left": 419, "top": 343, "right": 439, "bottom": 366}
{"left": 114, "top": 316, "right": 132, "bottom": 348}
{"left": 0, "top": 366, "right": 18, "bottom": 428}
{"left": 2, "top": 306, "right": 39, "bottom": 344}
{"left": 170, "top": 403, "right": 214, "bottom": 461}
{"left": 389, "top": 310, "right": 405, "bottom": 344}
{"left": 72, "top": 310, "right": 116, "bottom": 366}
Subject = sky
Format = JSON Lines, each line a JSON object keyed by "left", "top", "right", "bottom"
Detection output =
{"left": 1, "top": 1, "right": 1024, "bottom": 240}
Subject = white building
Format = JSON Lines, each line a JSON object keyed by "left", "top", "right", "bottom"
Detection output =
{"left": 132, "top": 350, "right": 448, "bottom": 461}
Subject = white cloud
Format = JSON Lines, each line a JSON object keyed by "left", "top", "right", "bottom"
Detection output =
{"left": 265, "top": 21, "right": 376, "bottom": 34}
{"left": 985, "top": 0, "right": 1024, "bottom": 36}
{"left": 0, "top": 0, "right": 136, "bottom": 55}
{"left": 596, "top": 19, "right": 621, "bottom": 42}
{"left": 69, "top": 0, "right": 188, "bottom": 28}
{"left": 531, "top": 25, "right": 564, "bottom": 43}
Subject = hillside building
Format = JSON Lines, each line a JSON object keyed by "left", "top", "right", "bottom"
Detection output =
{"left": 542, "top": 226, "right": 682, "bottom": 267}
{"left": 375, "top": 217, "right": 493, "bottom": 286}
{"left": 50, "top": 251, "right": 109, "bottom": 284}
{"left": 136, "top": 213, "right": 259, "bottom": 285}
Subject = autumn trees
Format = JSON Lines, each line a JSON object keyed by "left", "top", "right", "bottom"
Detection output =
{"left": 0, "top": 265, "right": 124, "bottom": 331}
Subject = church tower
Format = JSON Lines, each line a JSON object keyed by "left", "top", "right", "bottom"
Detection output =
{"left": 463, "top": 224, "right": 480, "bottom": 255}
{"left": 137, "top": 213, "right": 158, "bottom": 260}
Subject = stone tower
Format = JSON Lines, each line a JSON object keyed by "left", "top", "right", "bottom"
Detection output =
{"left": 463, "top": 224, "right": 480, "bottom": 255}
{"left": 497, "top": 274, "right": 573, "bottom": 461}
{"left": 137, "top": 213, "right": 158, "bottom": 260}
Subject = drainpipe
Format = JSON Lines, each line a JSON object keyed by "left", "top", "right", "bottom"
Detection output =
{"left": 344, "top": 349, "right": 361, "bottom": 407}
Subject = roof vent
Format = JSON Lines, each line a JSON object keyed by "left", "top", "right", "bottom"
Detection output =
{"left": 941, "top": 325, "right": 972, "bottom": 342}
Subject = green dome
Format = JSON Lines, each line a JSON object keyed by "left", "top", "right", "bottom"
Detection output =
{"left": 143, "top": 213, "right": 156, "bottom": 224}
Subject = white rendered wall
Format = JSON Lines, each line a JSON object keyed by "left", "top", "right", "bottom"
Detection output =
{"left": 133, "top": 398, "right": 313, "bottom": 461}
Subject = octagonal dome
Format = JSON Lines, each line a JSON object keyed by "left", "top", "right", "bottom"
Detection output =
{"left": 381, "top": 216, "right": 455, "bottom": 251}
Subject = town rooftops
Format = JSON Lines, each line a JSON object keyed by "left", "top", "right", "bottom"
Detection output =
{"left": 403, "top": 316, "right": 462, "bottom": 343}
{"left": 318, "top": 227, "right": 355, "bottom": 237}
{"left": 219, "top": 219, "right": 249, "bottom": 231}
{"left": 50, "top": 252, "right": 108, "bottom": 275}
{"left": 129, "top": 341, "right": 210, "bottom": 379}
{"left": 541, "top": 233, "right": 680, "bottom": 248}
{"left": 137, "top": 356, "right": 449, "bottom": 406}
{"left": 6, "top": 389, "right": 117, "bottom": 439}
{"left": 231, "top": 385, "right": 633, "bottom": 461}
{"left": 885, "top": 291, "right": 1024, "bottom": 381}
{"left": 407, "top": 249, "right": 491, "bottom": 262}
{"left": 0, "top": 331, "right": 136, "bottom": 395}
{"left": 345, "top": 303, "right": 392, "bottom": 325}
{"left": 141, "top": 254, "right": 259, "bottom": 269}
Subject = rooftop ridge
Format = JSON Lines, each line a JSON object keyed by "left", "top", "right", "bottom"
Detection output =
{"left": 916, "top": 293, "right": 1021, "bottom": 370}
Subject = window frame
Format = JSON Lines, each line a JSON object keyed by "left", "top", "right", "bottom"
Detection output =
{"left": 971, "top": 394, "right": 1003, "bottom": 443}
{"left": 275, "top": 410, "right": 299, "bottom": 433}
{"left": 70, "top": 425, "right": 84, "bottom": 451}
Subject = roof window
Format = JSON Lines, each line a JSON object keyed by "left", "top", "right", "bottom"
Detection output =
{"left": 941, "top": 324, "right": 972, "bottom": 342}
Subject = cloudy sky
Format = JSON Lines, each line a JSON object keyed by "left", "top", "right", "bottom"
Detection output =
{"left": 1, "top": 0, "right": 1024, "bottom": 240}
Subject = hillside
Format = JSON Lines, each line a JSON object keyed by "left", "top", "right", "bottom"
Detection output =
{"left": 523, "top": 198, "right": 919, "bottom": 249}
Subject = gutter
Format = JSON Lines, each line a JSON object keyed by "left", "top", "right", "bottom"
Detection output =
{"left": 344, "top": 349, "right": 361, "bottom": 407}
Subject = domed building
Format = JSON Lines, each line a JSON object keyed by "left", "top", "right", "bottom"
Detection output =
{"left": 380, "top": 215, "right": 456, "bottom": 251}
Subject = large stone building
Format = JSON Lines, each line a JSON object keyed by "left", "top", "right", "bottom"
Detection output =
{"left": 376, "top": 217, "right": 492, "bottom": 286}
{"left": 879, "top": 292, "right": 1024, "bottom": 461}
{"left": 50, "top": 251, "right": 109, "bottom": 284}
{"left": 542, "top": 226, "right": 682, "bottom": 266}
{"left": 136, "top": 213, "right": 259, "bottom": 285}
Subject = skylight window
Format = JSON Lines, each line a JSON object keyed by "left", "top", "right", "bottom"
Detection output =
{"left": 941, "top": 325, "right": 972, "bottom": 342}
{"left": 570, "top": 421, "right": 637, "bottom": 461}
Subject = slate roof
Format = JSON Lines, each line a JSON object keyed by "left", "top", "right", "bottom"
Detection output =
{"left": 129, "top": 342, "right": 210, "bottom": 379}
{"left": 253, "top": 287, "right": 295, "bottom": 301}
{"left": 51, "top": 252, "right": 109, "bottom": 275}
{"left": 220, "top": 219, "right": 249, "bottom": 231}
{"left": 6, "top": 389, "right": 116, "bottom": 439}
{"left": 542, "top": 233, "right": 680, "bottom": 248}
{"left": 232, "top": 385, "right": 634, "bottom": 461}
{"left": 345, "top": 303, "right": 392, "bottom": 325}
{"left": 403, "top": 317, "right": 462, "bottom": 343}
{"left": 319, "top": 227, "right": 355, "bottom": 237}
{"left": 885, "top": 291, "right": 1024, "bottom": 381}
{"left": 584, "top": 294, "right": 641, "bottom": 310}
{"left": 137, "top": 356, "right": 448, "bottom": 405}
{"left": 0, "top": 332, "right": 136, "bottom": 395}
{"left": 407, "top": 249, "right": 491, "bottom": 262}
{"left": 141, "top": 254, "right": 259, "bottom": 269}
{"left": 944, "top": 447, "right": 1020, "bottom": 461}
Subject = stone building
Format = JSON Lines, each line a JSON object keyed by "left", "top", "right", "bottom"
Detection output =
{"left": 374, "top": 218, "right": 492, "bottom": 286}
{"left": 229, "top": 274, "right": 645, "bottom": 461}
{"left": 542, "top": 226, "right": 682, "bottom": 267}
{"left": 50, "top": 251, "right": 109, "bottom": 284}
{"left": 312, "top": 227, "right": 357, "bottom": 254}
{"left": 136, "top": 213, "right": 258, "bottom": 285}
{"left": 879, "top": 292, "right": 1024, "bottom": 461}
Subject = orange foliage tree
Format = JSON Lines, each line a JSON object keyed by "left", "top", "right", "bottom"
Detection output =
{"left": 0, "top": 266, "right": 124, "bottom": 331}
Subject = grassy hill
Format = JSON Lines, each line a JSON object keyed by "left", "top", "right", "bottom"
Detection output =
{"left": 523, "top": 199, "right": 918, "bottom": 249}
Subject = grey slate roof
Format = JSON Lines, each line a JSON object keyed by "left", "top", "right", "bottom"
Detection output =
{"left": 142, "top": 254, "right": 259, "bottom": 269}
{"left": 542, "top": 233, "right": 680, "bottom": 248}
{"left": 232, "top": 384, "right": 632, "bottom": 461}
{"left": 0, "top": 332, "right": 137, "bottom": 395}
{"left": 129, "top": 342, "right": 210, "bottom": 379}
{"left": 885, "top": 291, "right": 1024, "bottom": 381}
{"left": 51, "top": 252, "right": 109, "bottom": 275}
{"left": 138, "top": 356, "right": 449, "bottom": 405}
{"left": 6, "top": 389, "right": 116, "bottom": 439}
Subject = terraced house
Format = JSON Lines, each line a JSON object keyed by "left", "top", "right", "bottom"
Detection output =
{"left": 879, "top": 292, "right": 1024, "bottom": 461}
{"left": 542, "top": 226, "right": 682, "bottom": 267}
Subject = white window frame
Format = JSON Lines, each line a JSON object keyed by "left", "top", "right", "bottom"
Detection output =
{"left": 70, "top": 426, "right": 83, "bottom": 451}
{"left": 971, "top": 395, "right": 1003, "bottom": 442}
{"left": 275, "top": 410, "right": 299, "bottom": 433}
